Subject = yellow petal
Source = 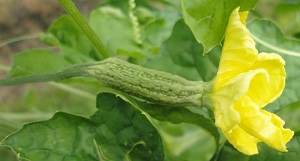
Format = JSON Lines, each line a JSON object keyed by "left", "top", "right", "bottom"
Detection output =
{"left": 213, "top": 69, "right": 269, "bottom": 131}
{"left": 214, "top": 8, "right": 257, "bottom": 91}
{"left": 236, "top": 96, "right": 294, "bottom": 152}
{"left": 223, "top": 126, "right": 260, "bottom": 155}
{"left": 247, "top": 53, "right": 286, "bottom": 107}
{"left": 268, "top": 111, "right": 294, "bottom": 146}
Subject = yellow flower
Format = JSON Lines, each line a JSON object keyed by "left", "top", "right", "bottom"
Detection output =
{"left": 212, "top": 8, "right": 294, "bottom": 155}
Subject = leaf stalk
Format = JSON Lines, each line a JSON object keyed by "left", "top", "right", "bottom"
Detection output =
{"left": 58, "top": 0, "right": 110, "bottom": 59}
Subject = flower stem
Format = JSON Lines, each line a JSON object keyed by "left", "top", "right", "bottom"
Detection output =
{"left": 58, "top": 0, "right": 110, "bottom": 59}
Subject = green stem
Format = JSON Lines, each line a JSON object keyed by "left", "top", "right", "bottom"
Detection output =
{"left": 0, "top": 64, "right": 96, "bottom": 101}
{"left": 0, "top": 58, "right": 212, "bottom": 107}
{"left": 0, "top": 63, "right": 92, "bottom": 86}
{"left": 58, "top": 0, "right": 110, "bottom": 59}
{"left": 0, "top": 33, "right": 40, "bottom": 48}
{"left": 251, "top": 33, "right": 300, "bottom": 57}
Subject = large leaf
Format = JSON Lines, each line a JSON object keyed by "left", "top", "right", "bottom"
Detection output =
{"left": 0, "top": 112, "right": 99, "bottom": 161}
{"left": 247, "top": 19, "right": 300, "bottom": 112}
{"left": 90, "top": 92, "right": 164, "bottom": 161}
{"left": 6, "top": 49, "right": 98, "bottom": 88}
{"left": 141, "top": 107, "right": 217, "bottom": 160}
{"left": 94, "top": 87, "right": 219, "bottom": 160}
{"left": 89, "top": 6, "right": 139, "bottom": 56}
{"left": 88, "top": 1, "right": 179, "bottom": 57}
{"left": 180, "top": 0, "right": 258, "bottom": 53}
{"left": 0, "top": 93, "right": 165, "bottom": 161}
{"left": 215, "top": 131, "right": 300, "bottom": 161}
{"left": 46, "top": 15, "right": 101, "bottom": 61}
{"left": 9, "top": 49, "right": 70, "bottom": 77}
{"left": 138, "top": 103, "right": 219, "bottom": 153}
{"left": 254, "top": 0, "right": 300, "bottom": 38}
{"left": 144, "top": 20, "right": 220, "bottom": 81}
{"left": 141, "top": 7, "right": 180, "bottom": 47}
{"left": 274, "top": 1, "right": 300, "bottom": 37}
{"left": 158, "top": 121, "right": 216, "bottom": 161}
{"left": 276, "top": 101, "right": 300, "bottom": 132}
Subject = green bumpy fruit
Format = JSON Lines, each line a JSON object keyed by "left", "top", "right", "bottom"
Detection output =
{"left": 0, "top": 58, "right": 213, "bottom": 107}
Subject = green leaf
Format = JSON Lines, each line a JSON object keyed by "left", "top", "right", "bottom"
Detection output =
{"left": 88, "top": 2, "right": 179, "bottom": 57}
{"left": 180, "top": 0, "right": 258, "bottom": 53}
{"left": 239, "top": 0, "right": 259, "bottom": 11}
{"left": 0, "top": 92, "right": 164, "bottom": 161}
{"left": 275, "top": 2, "right": 300, "bottom": 38}
{"left": 247, "top": 19, "right": 300, "bottom": 111}
{"left": 276, "top": 101, "right": 300, "bottom": 131}
{"left": 0, "top": 112, "right": 98, "bottom": 161}
{"left": 59, "top": 46, "right": 96, "bottom": 65}
{"left": 254, "top": 1, "right": 300, "bottom": 38}
{"left": 216, "top": 131, "right": 300, "bottom": 161}
{"left": 90, "top": 92, "right": 164, "bottom": 161}
{"left": 139, "top": 103, "right": 219, "bottom": 149}
{"left": 89, "top": 6, "right": 139, "bottom": 56}
{"left": 141, "top": 7, "right": 180, "bottom": 46}
{"left": 9, "top": 49, "right": 70, "bottom": 77}
{"left": 94, "top": 87, "right": 218, "bottom": 160}
{"left": 47, "top": 15, "right": 101, "bottom": 61}
{"left": 248, "top": 19, "right": 300, "bottom": 57}
{"left": 158, "top": 121, "right": 216, "bottom": 161}
{"left": 144, "top": 20, "right": 220, "bottom": 81}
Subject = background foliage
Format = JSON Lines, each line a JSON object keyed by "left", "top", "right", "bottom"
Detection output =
{"left": 0, "top": 0, "right": 299, "bottom": 160}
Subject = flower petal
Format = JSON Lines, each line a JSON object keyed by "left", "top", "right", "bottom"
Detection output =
{"left": 223, "top": 126, "right": 260, "bottom": 155}
{"left": 247, "top": 53, "right": 286, "bottom": 107}
{"left": 213, "top": 69, "right": 269, "bottom": 131}
{"left": 236, "top": 96, "right": 294, "bottom": 152}
{"left": 214, "top": 8, "right": 257, "bottom": 91}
